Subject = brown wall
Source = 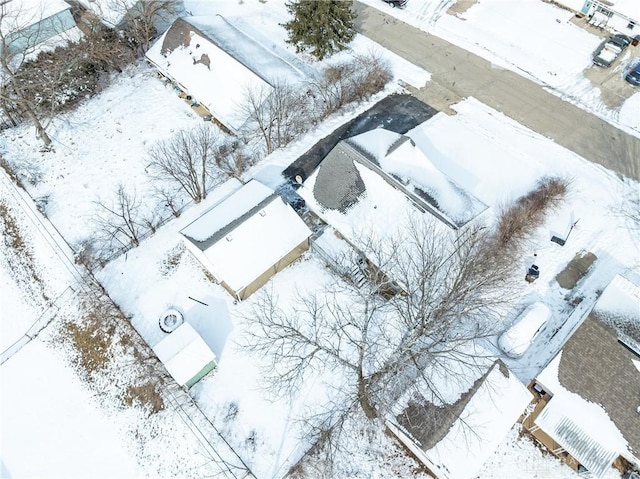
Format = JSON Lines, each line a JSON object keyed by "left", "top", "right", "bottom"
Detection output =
{"left": 237, "top": 239, "right": 309, "bottom": 300}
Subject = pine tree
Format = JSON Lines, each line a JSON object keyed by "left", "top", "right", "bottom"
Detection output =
{"left": 282, "top": 0, "right": 357, "bottom": 61}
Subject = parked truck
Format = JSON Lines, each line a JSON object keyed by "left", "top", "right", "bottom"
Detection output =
{"left": 593, "top": 34, "right": 631, "bottom": 67}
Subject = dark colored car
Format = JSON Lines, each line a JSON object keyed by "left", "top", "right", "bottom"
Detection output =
{"left": 626, "top": 63, "right": 640, "bottom": 86}
{"left": 610, "top": 34, "right": 632, "bottom": 49}
{"left": 382, "top": 0, "right": 408, "bottom": 7}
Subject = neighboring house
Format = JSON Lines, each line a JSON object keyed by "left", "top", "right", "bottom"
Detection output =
{"left": 146, "top": 15, "right": 311, "bottom": 132}
{"left": 152, "top": 322, "right": 217, "bottom": 389}
{"left": 180, "top": 179, "right": 312, "bottom": 301}
{"left": 556, "top": 0, "right": 638, "bottom": 35}
{"left": 387, "top": 360, "right": 533, "bottom": 479}
{"left": 0, "top": 0, "right": 77, "bottom": 55}
{"left": 524, "top": 274, "right": 640, "bottom": 478}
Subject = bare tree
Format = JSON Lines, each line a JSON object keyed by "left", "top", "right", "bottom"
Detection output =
{"left": 147, "top": 124, "right": 226, "bottom": 203}
{"left": 238, "top": 80, "right": 309, "bottom": 155}
{"left": 308, "top": 51, "right": 393, "bottom": 119}
{"left": 244, "top": 216, "right": 523, "bottom": 424}
{"left": 93, "top": 184, "right": 146, "bottom": 248}
{"left": 0, "top": 0, "right": 64, "bottom": 144}
{"left": 106, "top": 0, "right": 182, "bottom": 55}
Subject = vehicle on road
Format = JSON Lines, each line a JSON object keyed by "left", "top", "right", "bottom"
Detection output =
{"left": 625, "top": 62, "right": 640, "bottom": 86}
{"left": 593, "top": 34, "right": 631, "bottom": 67}
{"left": 498, "top": 302, "right": 551, "bottom": 358}
{"left": 382, "top": 0, "right": 408, "bottom": 7}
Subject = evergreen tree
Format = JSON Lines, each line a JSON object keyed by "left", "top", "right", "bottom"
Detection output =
{"left": 282, "top": 0, "right": 357, "bottom": 61}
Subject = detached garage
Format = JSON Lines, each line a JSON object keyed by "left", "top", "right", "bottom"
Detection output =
{"left": 152, "top": 323, "right": 217, "bottom": 389}
{"left": 180, "top": 180, "right": 312, "bottom": 301}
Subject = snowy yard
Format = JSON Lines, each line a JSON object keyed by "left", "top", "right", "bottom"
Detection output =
{"left": 1, "top": 0, "right": 639, "bottom": 478}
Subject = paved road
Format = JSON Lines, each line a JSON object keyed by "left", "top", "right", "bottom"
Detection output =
{"left": 354, "top": 2, "right": 640, "bottom": 182}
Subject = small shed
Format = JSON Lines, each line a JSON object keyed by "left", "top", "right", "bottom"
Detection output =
{"left": 180, "top": 180, "right": 312, "bottom": 300}
{"left": 152, "top": 322, "right": 216, "bottom": 389}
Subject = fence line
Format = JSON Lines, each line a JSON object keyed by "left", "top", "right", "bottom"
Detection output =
{"left": 1, "top": 286, "right": 75, "bottom": 365}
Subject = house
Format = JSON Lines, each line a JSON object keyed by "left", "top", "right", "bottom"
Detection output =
{"left": 300, "top": 128, "right": 486, "bottom": 230}
{"left": 180, "top": 180, "right": 312, "bottom": 301}
{"left": 296, "top": 128, "right": 486, "bottom": 290}
{"left": 152, "top": 322, "right": 217, "bottom": 389}
{"left": 145, "top": 15, "right": 311, "bottom": 132}
{"left": 387, "top": 359, "right": 533, "bottom": 479}
{"left": 524, "top": 274, "right": 640, "bottom": 478}
{"left": 556, "top": 0, "right": 638, "bottom": 35}
{"left": 0, "top": 0, "right": 78, "bottom": 56}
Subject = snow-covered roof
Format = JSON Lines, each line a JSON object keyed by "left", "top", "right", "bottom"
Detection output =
{"left": 593, "top": 273, "right": 640, "bottom": 324}
{"left": 389, "top": 360, "right": 532, "bottom": 479}
{"left": 535, "top": 312, "right": 640, "bottom": 476}
{"left": 146, "top": 14, "right": 310, "bottom": 132}
{"left": 152, "top": 322, "right": 216, "bottom": 387}
{"left": 1, "top": 0, "right": 70, "bottom": 25}
{"left": 181, "top": 180, "right": 312, "bottom": 294}
{"left": 340, "top": 128, "right": 487, "bottom": 226}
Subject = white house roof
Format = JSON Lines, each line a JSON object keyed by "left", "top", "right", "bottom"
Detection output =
{"left": 146, "top": 16, "right": 272, "bottom": 132}
{"left": 181, "top": 180, "right": 311, "bottom": 293}
{"left": 389, "top": 360, "right": 532, "bottom": 479}
{"left": 146, "top": 14, "right": 311, "bottom": 133}
{"left": 346, "top": 128, "right": 487, "bottom": 227}
{"left": 181, "top": 180, "right": 274, "bottom": 243}
{"left": 152, "top": 322, "right": 216, "bottom": 387}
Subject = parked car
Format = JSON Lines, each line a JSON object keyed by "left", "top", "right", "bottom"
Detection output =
{"left": 593, "top": 35, "right": 630, "bottom": 68}
{"left": 382, "top": 0, "right": 408, "bottom": 7}
{"left": 625, "top": 62, "right": 640, "bottom": 86}
{"left": 498, "top": 302, "right": 551, "bottom": 358}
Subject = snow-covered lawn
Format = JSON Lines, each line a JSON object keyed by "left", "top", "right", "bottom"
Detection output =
{"left": 94, "top": 95, "right": 636, "bottom": 478}
{"left": 360, "top": 0, "right": 640, "bottom": 134}
{"left": 2, "top": 0, "right": 638, "bottom": 477}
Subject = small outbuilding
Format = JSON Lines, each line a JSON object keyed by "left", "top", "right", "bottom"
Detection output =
{"left": 180, "top": 180, "right": 312, "bottom": 301}
{"left": 152, "top": 322, "right": 217, "bottom": 389}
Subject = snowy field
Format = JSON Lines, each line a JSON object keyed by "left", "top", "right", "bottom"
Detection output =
{"left": 360, "top": 0, "right": 640, "bottom": 135}
{"left": 1, "top": 0, "right": 638, "bottom": 477}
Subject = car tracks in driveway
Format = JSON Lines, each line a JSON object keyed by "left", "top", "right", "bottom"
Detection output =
{"left": 354, "top": 1, "right": 640, "bottom": 182}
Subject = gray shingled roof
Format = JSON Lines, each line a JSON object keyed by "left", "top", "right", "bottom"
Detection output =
{"left": 183, "top": 194, "right": 278, "bottom": 252}
{"left": 558, "top": 315, "right": 640, "bottom": 459}
{"left": 312, "top": 142, "right": 366, "bottom": 213}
